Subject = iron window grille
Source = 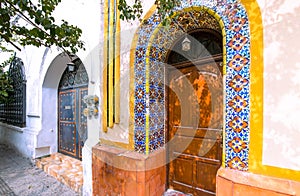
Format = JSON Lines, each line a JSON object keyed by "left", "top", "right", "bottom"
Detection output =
{"left": 0, "top": 57, "right": 26, "bottom": 127}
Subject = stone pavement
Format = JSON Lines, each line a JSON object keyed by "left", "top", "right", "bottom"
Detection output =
{"left": 0, "top": 143, "right": 79, "bottom": 196}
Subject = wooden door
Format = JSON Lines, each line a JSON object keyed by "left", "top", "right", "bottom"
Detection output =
{"left": 58, "top": 87, "right": 88, "bottom": 159}
{"left": 58, "top": 60, "right": 89, "bottom": 160}
{"left": 168, "top": 59, "right": 223, "bottom": 195}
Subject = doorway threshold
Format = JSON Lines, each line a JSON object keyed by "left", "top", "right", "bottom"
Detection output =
{"left": 164, "top": 189, "right": 193, "bottom": 196}
{"left": 35, "top": 153, "right": 83, "bottom": 193}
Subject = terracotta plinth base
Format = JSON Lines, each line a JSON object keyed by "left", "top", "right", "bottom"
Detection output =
{"left": 92, "top": 144, "right": 166, "bottom": 196}
{"left": 217, "top": 167, "right": 300, "bottom": 196}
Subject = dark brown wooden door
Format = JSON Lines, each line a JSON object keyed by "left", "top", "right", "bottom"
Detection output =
{"left": 168, "top": 59, "right": 223, "bottom": 195}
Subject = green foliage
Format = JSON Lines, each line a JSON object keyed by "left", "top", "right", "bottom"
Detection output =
{"left": 0, "top": 0, "right": 85, "bottom": 103}
{"left": 0, "top": 0, "right": 84, "bottom": 54}
{"left": 118, "top": 0, "right": 143, "bottom": 21}
{"left": 0, "top": 54, "right": 14, "bottom": 104}
{"left": 118, "top": 0, "right": 181, "bottom": 25}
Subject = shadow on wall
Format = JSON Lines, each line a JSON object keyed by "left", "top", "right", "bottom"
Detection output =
{"left": 262, "top": 0, "right": 300, "bottom": 170}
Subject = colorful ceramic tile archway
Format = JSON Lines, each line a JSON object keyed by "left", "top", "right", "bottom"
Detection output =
{"left": 132, "top": 0, "right": 251, "bottom": 171}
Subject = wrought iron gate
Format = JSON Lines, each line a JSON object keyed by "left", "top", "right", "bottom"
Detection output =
{"left": 58, "top": 59, "right": 88, "bottom": 159}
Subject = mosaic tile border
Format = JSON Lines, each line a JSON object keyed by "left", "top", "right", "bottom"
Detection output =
{"left": 133, "top": 0, "right": 251, "bottom": 171}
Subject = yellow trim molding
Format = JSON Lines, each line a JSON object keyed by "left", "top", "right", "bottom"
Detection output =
{"left": 114, "top": 3, "right": 121, "bottom": 124}
{"left": 129, "top": 33, "right": 138, "bottom": 151}
{"left": 102, "top": 0, "right": 109, "bottom": 132}
{"left": 100, "top": 138, "right": 133, "bottom": 150}
{"left": 103, "top": 0, "right": 121, "bottom": 131}
{"left": 108, "top": 0, "right": 114, "bottom": 127}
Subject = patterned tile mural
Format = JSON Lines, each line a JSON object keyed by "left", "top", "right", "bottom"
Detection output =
{"left": 133, "top": 0, "right": 251, "bottom": 171}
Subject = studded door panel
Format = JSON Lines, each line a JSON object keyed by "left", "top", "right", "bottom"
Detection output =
{"left": 79, "top": 88, "right": 88, "bottom": 159}
{"left": 58, "top": 90, "right": 77, "bottom": 157}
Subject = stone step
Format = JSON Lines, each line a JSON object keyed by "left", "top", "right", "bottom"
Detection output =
{"left": 35, "top": 153, "right": 83, "bottom": 194}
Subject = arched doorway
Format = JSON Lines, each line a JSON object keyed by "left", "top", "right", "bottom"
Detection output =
{"left": 58, "top": 58, "right": 89, "bottom": 160}
{"left": 166, "top": 30, "right": 223, "bottom": 195}
{"left": 132, "top": 2, "right": 252, "bottom": 171}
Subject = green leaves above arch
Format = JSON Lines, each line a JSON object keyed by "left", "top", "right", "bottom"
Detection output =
{"left": 118, "top": 0, "right": 181, "bottom": 25}
{"left": 0, "top": 0, "right": 84, "bottom": 54}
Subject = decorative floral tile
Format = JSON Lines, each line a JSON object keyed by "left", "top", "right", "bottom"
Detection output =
{"left": 229, "top": 54, "right": 249, "bottom": 72}
{"left": 228, "top": 34, "right": 248, "bottom": 51}
{"left": 228, "top": 75, "right": 249, "bottom": 92}
{"left": 228, "top": 116, "right": 248, "bottom": 133}
{"left": 228, "top": 136, "right": 247, "bottom": 153}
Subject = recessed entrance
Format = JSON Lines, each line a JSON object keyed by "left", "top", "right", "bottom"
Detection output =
{"left": 166, "top": 30, "right": 223, "bottom": 195}
{"left": 58, "top": 58, "right": 89, "bottom": 160}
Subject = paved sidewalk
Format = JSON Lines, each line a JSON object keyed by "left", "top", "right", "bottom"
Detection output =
{"left": 0, "top": 143, "right": 79, "bottom": 196}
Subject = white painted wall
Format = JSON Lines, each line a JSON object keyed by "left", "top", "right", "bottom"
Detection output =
{"left": 258, "top": 0, "right": 300, "bottom": 170}
{"left": 0, "top": 0, "right": 101, "bottom": 195}
{"left": 0, "top": 123, "right": 35, "bottom": 157}
{"left": 0, "top": 0, "right": 155, "bottom": 156}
